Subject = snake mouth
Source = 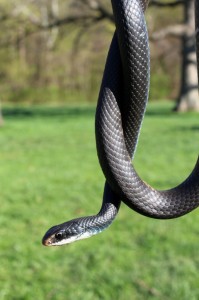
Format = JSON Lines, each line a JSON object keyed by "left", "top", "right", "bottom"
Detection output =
{"left": 42, "top": 234, "right": 67, "bottom": 246}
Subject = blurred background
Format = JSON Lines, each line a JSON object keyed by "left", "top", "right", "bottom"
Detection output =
{"left": 0, "top": 0, "right": 198, "bottom": 112}
{"left": 1, "top": 0, "right": 199, "bottom": 299}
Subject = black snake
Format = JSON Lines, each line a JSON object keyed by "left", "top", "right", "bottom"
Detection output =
{"left": 42, "top": 0, "right": 199, "bottom": 246}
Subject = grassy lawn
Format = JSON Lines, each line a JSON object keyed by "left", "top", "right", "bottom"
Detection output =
{"left": 0, "top": 102, "right": 199, "bottom": 300}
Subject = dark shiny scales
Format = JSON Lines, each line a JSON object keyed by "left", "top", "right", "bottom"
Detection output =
{"left": 42, "top": 0, "right": 199, "bottom": 246}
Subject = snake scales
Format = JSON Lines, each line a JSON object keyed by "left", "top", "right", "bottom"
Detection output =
{"left": 42, "top": 0, "right": 199, "bottom": 246}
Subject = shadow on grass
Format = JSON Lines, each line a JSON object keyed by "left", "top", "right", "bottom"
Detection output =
{"left": 2, "top": 106, "right": 96, "bottom": 119}
{"left": 145, "top": 104, "right": 174, "bottom": 116}
{"left": 4, "top": 103, "right": 195, "bottom": 121}
{"left": 3, "top": 103, "right": 173, "bottom": 119}
{"left": 176, "top": 125, "right": 199, "bottom": 131}
{"left": 145, "top": 110, "right": 172, "bottom": 117}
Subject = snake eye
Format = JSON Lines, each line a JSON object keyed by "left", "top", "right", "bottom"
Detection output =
{"left": 55, "top": 232, "right": 63, "bottom": 241}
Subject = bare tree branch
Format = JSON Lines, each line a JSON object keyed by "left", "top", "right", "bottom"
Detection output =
{"left": 151, "top": 24, "right": 188, "bottom": 40}
{"left": 6, "top": 0, "right": 112, "bottom": 31}
{"left": 41, "top": 14, "right": 106, "bottom": 29}
{"left": 12, "top": 5, "right": 40, "bottom": 25}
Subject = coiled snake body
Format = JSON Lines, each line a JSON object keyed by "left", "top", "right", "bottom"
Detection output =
{"left": 42, "top": 0, "right": 199, "bottom": 246}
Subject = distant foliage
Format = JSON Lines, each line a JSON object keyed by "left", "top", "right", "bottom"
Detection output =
{"left": 0, "top": 0, "right": 187, "bottom": 104}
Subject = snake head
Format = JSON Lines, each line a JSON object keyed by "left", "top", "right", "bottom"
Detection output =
{"left": 42, "top": 217, "right": 93, "bottom": 246}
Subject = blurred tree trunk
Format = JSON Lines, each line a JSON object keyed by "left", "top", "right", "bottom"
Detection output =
{"left": 174, "top": 0, "right": 199, "bottom": 111}
{"left": 151, "top": 0, "right": 199, "bottom": 111}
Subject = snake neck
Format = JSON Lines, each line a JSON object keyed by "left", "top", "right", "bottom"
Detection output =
{"left": 81, "top": 182, "right": 121, "bottom": 237}
{"left": 79, "top": 202, "right": 119, "bottom": 239}
{"left": 42, "top": 183, "right": 121, "bottom": 246}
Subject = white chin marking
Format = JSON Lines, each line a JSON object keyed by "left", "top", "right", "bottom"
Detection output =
{"left": 52, "top": 231, "right": 94, "bottom": 246}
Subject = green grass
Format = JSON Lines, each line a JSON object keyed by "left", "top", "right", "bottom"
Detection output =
{"left": 0, "top": 102, "right": 199, "bottom": 300}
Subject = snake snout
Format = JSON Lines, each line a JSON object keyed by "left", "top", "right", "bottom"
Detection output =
{"left": 42, "top": 224, "right": 62, "bottom": 246}
{"left": 42, "top": 237, "right": 52, "bottom": 246}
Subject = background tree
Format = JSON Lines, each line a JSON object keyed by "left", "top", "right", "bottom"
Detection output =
{"left": 39, "top": 0, "right": 198, "bottom": 111}
{"left": 0, "top": 0, "right": 198, "bottom": 111}
{"left": 65, "top": 0, "right": 199, "bottom": 111}
{"left": 151, "top": 0, "right": 199, "bottom": 111}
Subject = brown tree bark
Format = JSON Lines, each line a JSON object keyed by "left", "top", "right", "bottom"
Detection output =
{"left": 174, "top": 0, "right": 199, "bottom": 111}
